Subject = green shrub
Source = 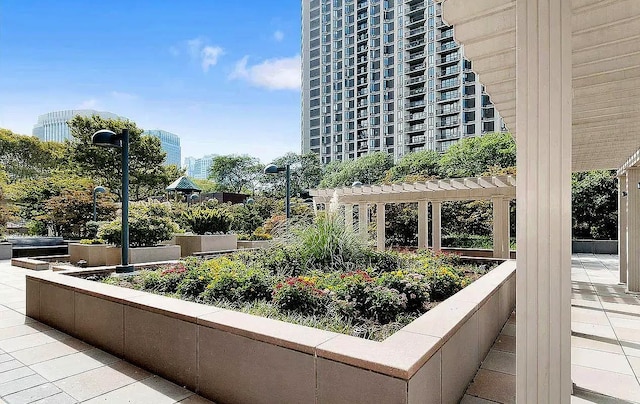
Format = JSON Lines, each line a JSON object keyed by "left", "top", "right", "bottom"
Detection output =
{"left": 272, "top": 276, "right": 328, "bottom": 315}
{"left": 255, "top": 246, "right": 305, "bottom": 277}
{"left": 378, "top": 270, "right": 429, "bottom": 312}
{"left": 98, "top": 201, "right": 179, "bottom": 247}
{"left": 363, "top": 250, "right": 404, "bottom": 273}
{"left": 201, "top": 264, "right": 272, "bottom": 303}
{"left": 182, "top": 204, "right": 231, "bottom": 234}
{"left": 361, "top": 285, "right": 407, "bottom": 324}
{"left": 425, "top": 266, "right": 463, "bottom": 301}
{"left": 27, "top": 220, "right": 47, "bottom": 236}
{"left": 139, "top": 263, "right": 187, "bottom": 294}
{"left": 85, "top": 221, "right": 103, "bottom": 239}
{"left": 79, "top": 238, "right": 105, "bottom": 245}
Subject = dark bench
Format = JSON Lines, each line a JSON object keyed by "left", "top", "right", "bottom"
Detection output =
{"left": 7, "top": 237, "right": 68, "bottom": 258}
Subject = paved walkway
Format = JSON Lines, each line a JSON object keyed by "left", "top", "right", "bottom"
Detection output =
{"left": 0, "top": 260, "right": 214, "bottom": 404}
{"left": 462, "top": 254, "right": 640, "bottom": 403}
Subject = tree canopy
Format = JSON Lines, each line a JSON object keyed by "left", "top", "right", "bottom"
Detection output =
{"left": 438, "top": 132, "right": 516, "bottom": 177}
{"left": 208, "top": 154, "right": 263, "bottom": 194}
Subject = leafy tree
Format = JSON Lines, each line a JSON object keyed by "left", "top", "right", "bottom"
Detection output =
{"left": 439, "top": 132, "right": 515, "bottom": 177}
{"left": 208, "top": 154, "right": 263, "bottom": 194}
{"left": 0, "top": 128, "right": 66, "bottom": 182}
{"left": 98, "top": 201, "right": 179, "bottom": 247}
{"left": 67, "top": 115, "right": 172, "bottom": 200}
{"left": 191, "top": 178, "right": 218, "bottom": 193}
{"left": 263, "top": 152, "right": 324, "bottom": 198}
{"left": 572, "top": 170, "right": 617, "bottom": 240}
{"left": 38, "top": 188, "right": 117, "bottom": 238}
{"left": 384, "top": 150, "right": 441, "bottom": 183}
{"left": 320, "top": 152, "right": 394, "bottom": 187}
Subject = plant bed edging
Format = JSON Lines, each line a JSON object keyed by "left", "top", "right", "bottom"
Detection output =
{"left": 104, "top": 245, "right": 181, "bottom": 266}
{"left": 25, "top": 260, "right": 516, "bottom": 403}
{"left": 173, "top": 234, "right": 238, "bottom": 257}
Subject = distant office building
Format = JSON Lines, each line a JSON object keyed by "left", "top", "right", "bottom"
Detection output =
{"left": 32, "top": 109, "right": 122, "bottom": 142}
{"left": 143, "top": 130, "right": 182, "bottom": 167}
{"left": 184, "top": 154, "right": 216, "bottom": 180}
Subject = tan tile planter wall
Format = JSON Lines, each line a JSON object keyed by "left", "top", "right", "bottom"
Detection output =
{"left": 236, "top": 240, "right": 272, "bottom": 249}
{"left": 0, "top": 243, "right": 12, "bottom": 259}
{"left": 173, "top": 234, "right": 238, "bottom": 257}
{"left": 25, "top": 260, "right": 516, "bottom": 404}
{"left": 104, "top": 245, "right": 181, "bottom": 265}
{"left": 68, "top": 243, "right": 108, "bottom": 267}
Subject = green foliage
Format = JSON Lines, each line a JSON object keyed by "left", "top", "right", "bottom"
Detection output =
{"left": 320, "top": 152, "right": 394, "bottom": 187}
{"left": 572, "top": 170, "right": 617, "bottom": 240}
{"left": 383, "top": 150, "right": 441, "bottom": 183}
{"left": 27, "top": 220, "right": 47, "bottom": 236}
{"left": 208, "top": 154, "right": 263, "bottom": 193}
{"left": 98, "top": 201, "right": 179, "bottom": 247}
{"left": 288, "top": 212, "right": 368, "bottom": 271}
{"left": 378, "top": 270, "right": 429, "bottom": 311}
{"left": 424, "top": 266, "right": 464, "bottom": 301}
{"left": 439, "top": 132, "right": 516, "bottom": 177}
{"left": 262, "top": 152, "right": 324, "bottom": 198}
{"left": 0, "top": 128, "right": 66, "bottom": 182}
{"left": 272, "top": 276, "right": 329, "bottom": 315}
{"left": 79, "top": 238, "right": 105, "bottom": 245}
{"left": 67, "top": 116, "right": 173, "bottom": 201}
{"left": 182, "top": 202, "right": 231, "bottom": 234}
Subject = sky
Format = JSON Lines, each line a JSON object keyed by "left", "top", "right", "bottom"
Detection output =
{"left": 0, "top": 0, "right": 302, "bottom": 164}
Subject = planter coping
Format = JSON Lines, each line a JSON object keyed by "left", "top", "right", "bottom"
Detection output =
{"left": 25, "top": 259, "right": 516, "bottom": 380}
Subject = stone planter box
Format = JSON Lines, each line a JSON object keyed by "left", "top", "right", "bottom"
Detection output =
{"left": 173, "top": 234, "right": 238, "bottom": 257}
{"left": 105, "top": 245, "right": 181, "bottom": 265}
{"left": 69, "top": 244, "right": 108, "bottom": 267}
{"left": 236, "top": 240, "right": 272, "bottom": 249}
{"left": 26, "top": 260, "right": 516, "bottom": 404}
{"left": 0, "top": 242, "right": 12, "bottom": 259}
{"left": 572, "top": 239, "right": 618, "bottom": 254}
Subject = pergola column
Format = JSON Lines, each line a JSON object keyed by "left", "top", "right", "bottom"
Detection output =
{"left": 619, "top": 174, "right": 628, "bottom": 284}
{"left": 343, "top": 204, "right": 353, "bottom": 232}
{"left": 431, "top": 201, "right": 441, "bottom": 252}
{"left": 627, "top": 168, "right": 640, "bottom": 292}
{"left": 516, "top": 0, "right": 572, "bottom": 401}
{"left": 376, "top": 203, "right": 385, "bottom": 251}
{"left": 492, "top": 196, "right": 510, "bottom": 259}
{"left": 358, "top": 203, "right": 368, "bottom": 238}
{"left": 418, "top": 200, "right": 428, "bottom": 249}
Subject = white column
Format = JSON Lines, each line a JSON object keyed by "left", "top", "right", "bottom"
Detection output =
{"left": 619, "top": 174, "right": 628, "bottom": 284}
{"left": 418, "top": 200, "right": 428, "bottom": 249}
{"left": 493, "top": 197, "right": 511, "bottom": 259}
{"left": 516, "top": 0, "right": 572, "bottom": 402}
{"left": 376, "top": 203, "right": 385, "bottom": 251}
{"left": 358, "top": 203, "right": 368, "bottom": 238}
{"left": 431, "top": 201, "right": 441, "bottom": 252}
{"left": 344, "top": 204, "right": 353, "bottom": 232}
{"left": 627, "top": 168, "right": 640, "bottom": 292}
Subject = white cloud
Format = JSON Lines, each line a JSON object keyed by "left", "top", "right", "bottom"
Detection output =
{"left": 201, "top": 46, "right": 224, "bottom": 72}
{"left": 273, "top": 30, "right": 284, "bottom": 42}
{"left": 230, "top": 55, "right": 300, "bottom": 91}
{"left": 77, "top": 99, "right": 100, "bottom": 109}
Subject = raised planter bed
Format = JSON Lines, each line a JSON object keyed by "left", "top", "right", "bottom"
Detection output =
{"left": 25, "top": 260, "right": 516, "bottom": 403}
{"left": 105, "top": 245, "right": 181, "bottom": 265}
{"left": 69, "top": 244, "right": 108, "bottom": 267}
{"left": 7, "top": 237, "right": 68, "bottom": 258}
{"left": 236, "top": 240, "right": 272, "bottom": 249}
{"left": 173, "top": 234, "right": 237, "bottom": 257}
{"left": 0, "top": 242, "right": 11, "bottom": 259}
{"left": 572, "top": 239, "right": 618, "bottom": 254}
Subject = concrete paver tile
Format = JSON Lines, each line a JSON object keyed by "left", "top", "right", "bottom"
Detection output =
{"left": 10, "top": 339, "right": 91, "bottom": 366}
{"left": 571, "top": 347, "right": 635, "bottom": 376}
{"left": 0, "top": 323, "right": 52, "bottom": 342}
{"left": 31, "top": 349, "right": 119, "bottom": 382}
{"left": 2, "top": 383, "right": 61, "bottom": 404}
{"left": 572, "top": 364, "right": 640, "bottom": 403}
{"left": 465, "top": 369, "right": 515, "bottom": 404}
{"left": 480, "top": 350, "right": 515, "bottom": 375}
{"left": 55, "top": 360, "right": 150, "bottom": 401}
{"left": 82, "top": 375, "right": 192, "bottom": 404}
{"left": 0, "top": 368, "right": 35, "bottom": 385}
{"left": 0, "top": 373, "right": 48, "bottom": 396}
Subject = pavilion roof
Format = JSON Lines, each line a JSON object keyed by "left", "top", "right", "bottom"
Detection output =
{"left": 309, "top": 175, "right": 515, "bottom": 204}
{"left": 166, "top": 176, "right": 202, "bottom": 193}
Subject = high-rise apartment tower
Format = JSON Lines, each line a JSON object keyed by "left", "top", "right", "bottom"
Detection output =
{"left": 301, "top": 0, "right": 504, "bottom": 164}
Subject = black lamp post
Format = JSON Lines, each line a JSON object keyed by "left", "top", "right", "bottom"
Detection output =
{"left": 264, "top": 163, "right": 290, "bottom": 219}
{"left": 91, "top": 128, "right": 133, "bottom": 273}
{"left": 92, "top": 186, "right": 106, "bottom": 221}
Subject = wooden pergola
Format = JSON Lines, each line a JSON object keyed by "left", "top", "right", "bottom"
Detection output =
{"left": 309, "top": 175, "right": 516, "bottom": 258}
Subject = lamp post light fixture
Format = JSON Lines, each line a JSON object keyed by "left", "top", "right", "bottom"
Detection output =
{"left": 91, "top": 128, "right": 134, "bottom": 273}
{"left": 92, "top": 186, "right": 106, "bottom": 222}
{"left": 189, "top": 193, "right": 199, "bottom": 206}
{"left": 264, "top": 163, "right": 291, "bottom": 219}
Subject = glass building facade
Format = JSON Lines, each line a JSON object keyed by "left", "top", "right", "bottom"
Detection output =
{"left": 32, "top": 110, "right": 122, "bottom": 143}
{"left": 301, "top": 0, "right": 505, "bottom": 164}
{"left": 184, "top": 155, "right": 216, "bottom": 180}
{"left": 143, "top": 130, "right": 182, "bottom": 167}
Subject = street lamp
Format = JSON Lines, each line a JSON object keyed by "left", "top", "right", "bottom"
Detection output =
{"left": 264, "top": 163, "right": 291, "bottom": 219}
{"left": 92, "top": 186, "right": 106, "bottom": 221}
{"left": 91, "top": 128, "right": 133, "bottom": 273}
{"left": 189, "top": 193, "right": 199, "bottom": 206}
